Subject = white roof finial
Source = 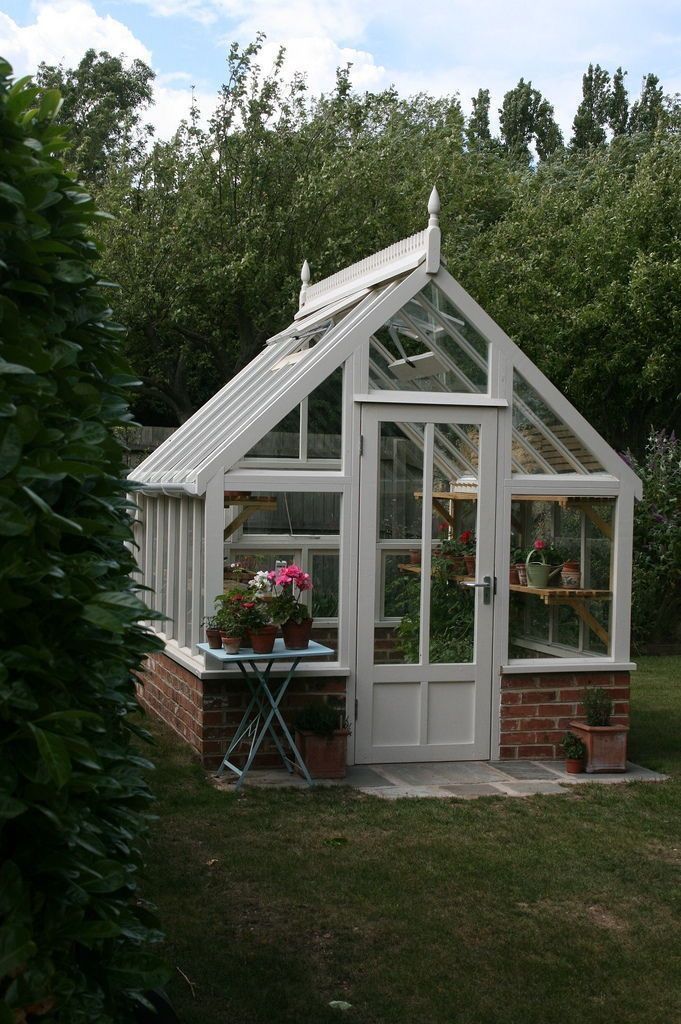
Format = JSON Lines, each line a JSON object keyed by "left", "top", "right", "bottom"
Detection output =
{"left": 428, "top": 185, "right": 440, "bottom": 227}
{"left": 299, "top": 259, "right": 311, "bottom": 309}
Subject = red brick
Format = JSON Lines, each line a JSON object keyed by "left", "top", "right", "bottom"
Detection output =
{"left": 499, "top": 746, "right": 518, "bottom": 759}
{"left": 521, "top": 690, "right": 557, "bottom": 704}
{"left": 532, "top": 703, "right": 576, "bottom": 717}
{"left": 517, "top": 745, "right": 554, "bottom": 758}
{"left": 501, "top": 691, "right": 523, "bottom": 705}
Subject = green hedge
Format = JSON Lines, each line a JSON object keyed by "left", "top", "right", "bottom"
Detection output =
{"left": 0, "top": 60, "right": 166, "bottom": 1022}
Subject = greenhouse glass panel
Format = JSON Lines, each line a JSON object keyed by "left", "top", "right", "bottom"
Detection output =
{"left": 512, "top": 370, "right": 604, "bottom": 474}
{"left": 507, "top": 498, "right": 613, "bottom": 659}
{"left": 369, "top": 281, "right": 488, "bottom": 394}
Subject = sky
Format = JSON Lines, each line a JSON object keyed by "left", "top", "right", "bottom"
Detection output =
{"left": 1, "top": 0, "right": 680, "bottom": 140}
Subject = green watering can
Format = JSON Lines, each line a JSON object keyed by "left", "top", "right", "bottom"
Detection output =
{"left": 525, "top": 549, "right": 562, "bottom": 589}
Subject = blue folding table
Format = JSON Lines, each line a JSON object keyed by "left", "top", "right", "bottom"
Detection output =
{"left": 197, "top": 639, "right": 335, "bottom": 790}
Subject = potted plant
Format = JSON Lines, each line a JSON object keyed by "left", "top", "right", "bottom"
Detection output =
{"left": 459, "top": 529, "right": 476, "bottom": 576}
{"left": 408, "top": 547, "right": 421, "bottom": 565}
{"left": 525, "top": 538, "right": 564, "bottom": 588}
{"left": 294, "top": 704, "right": 350, "bottom": 779}
{"left": 561, "top": 559, "right": 581, "bottom": 588}
{"left": 216, "top": 590, "right": 276, "bottom": 654}
{"left": 510, "top": 546, "right": 525, "bottom": 585}
{"left": 561, "top": 731, "right": 586, "bottom": 774}
{"left": 201, "top": 615, "right": 223, "bottom": 649}
{"left": 569, "top": 687, "right": 628, "bottom": 773}
{"left": 440, "top": 537, "right": 466, "bottom": 575}
{"left": 263, "top": 564, "right": 315, "bottom": 649}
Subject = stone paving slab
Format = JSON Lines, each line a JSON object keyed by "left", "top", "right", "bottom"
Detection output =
{"left": 213, "top": 759, "right": 667, "bottom": 799}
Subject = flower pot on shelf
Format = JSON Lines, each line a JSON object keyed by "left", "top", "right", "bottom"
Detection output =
{"left": 509, "top": 566, "right": 520, "bottom": 585}
{"left": 568, "top": 721, "right": 628, "bottom": 773}
{"left": 565, "top": 758, "right": 584, "bottom": 774}
{"left": 282, "top": 617, "right": 313, "bottom": 650}
{"left": 249, "top": 625, "right": 278, "bottom": 654}
{"left": 561, "top": 561, "right": 581, "bottom": 588}
{"left": 515, "top": 563, "right": 528, "bottom": 586}
{"left": 464, "top": 555, "right": 476, "bottom": 577}
{"left": 409, "top": 548, "right": 421, "bottom": 565}
{"left": 221, "top": 635, "right": 242, "bottom": 655}
{"left": 205, "top": 628, "right": 223, "bottom": 650}
{"left": 295, "top": 729, "right": 349, "bottom": 779}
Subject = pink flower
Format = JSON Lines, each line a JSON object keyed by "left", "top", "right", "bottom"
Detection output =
{"left": 534, "top": 539, "right": 545, "bottom": 550}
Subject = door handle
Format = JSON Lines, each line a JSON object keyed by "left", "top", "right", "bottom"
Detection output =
{"left": 464, "top": 575, "right": 496, "bottom": 605}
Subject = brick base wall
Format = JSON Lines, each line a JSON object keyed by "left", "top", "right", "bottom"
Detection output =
{"left": 499, "top": 671, "right": 630, "bottom": 760}
{"left": 136, "top": 651, "right": 347, "bottom": 771}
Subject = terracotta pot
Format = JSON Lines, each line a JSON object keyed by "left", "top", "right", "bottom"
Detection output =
{"left": 221, "top": 635, "right": 241, "bottom": 655}
{"left": 509, "top": 567, "right": 520, "bottom": 585}
{"left": 249, "top": 625, "right": 278, "bottom": 654}
{"left": 464, "top": 555, "right": 476, "bottom": 577}
{"left": 409, "top": 548, "right": 421, "bottom": 565}
{"left": 205, "top": 628, "right": 222, "bottom": 650}
{"left": 561, "top": 562, "right": 581, "bottom": 588}
{"left": 515, "top": 563, "right": 528, "bottom": 586}
{"left": 295, "top": 729, "right": 349, "bottom": 779}
{"left": 569, "top": 721, "right": 628, "bottom": 773}
{"left": 565, "top": 758, "right": 584, "bottom": 774}
{"left": 282, "top": 617, "right": 313, "bottom": 650}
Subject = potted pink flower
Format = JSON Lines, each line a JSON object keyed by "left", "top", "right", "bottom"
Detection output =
{"left": 525, "top": 538, "right": 564, "bottom": 588}
{"left": 260, "top": 564, "right": 314, "bottom": 649}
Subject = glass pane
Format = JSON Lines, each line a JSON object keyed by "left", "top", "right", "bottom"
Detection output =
{"left": 368, "top": 282, "right": 488, "bottom": 394}
{"left": 508, "top": 497, "right": 614, "bottom": 659}
{"left": 311, "top": 552, "right": 339, "bottom": 618}
{"left": 241, "top": 492, "right": 341, "bottom": 536}
{"left": 375, "top": 423, "right": 423, "bottom": 664}
{"left": 429, "top": 426, "right": 476, "bottom": 664}
{"left": 512, "top": 370, "right": 604, "bottom": 474}
{"left": 245, "top": 406, "right": 300, "bottom": 458}
{"left": 307, "top": 366, "right": 343, "bottom": 458}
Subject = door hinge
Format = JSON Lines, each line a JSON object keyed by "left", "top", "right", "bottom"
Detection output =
{"left": 359, "top": 434, "right": 364, "bottom": 456}
{"left": 354, "top": 698, "right": 359, "bottom": 720}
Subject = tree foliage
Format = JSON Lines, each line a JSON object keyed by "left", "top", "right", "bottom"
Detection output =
{"left": 0, "top": 60, "right": 165, "bottom": 1022}
{"left": 628, "top": 431, "right": 681, "bottom": 646}
{"left": 36, "top": 49, "right": 155, "bottom": 184}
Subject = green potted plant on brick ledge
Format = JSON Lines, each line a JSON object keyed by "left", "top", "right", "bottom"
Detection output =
{"left": 569, "top": 687, "right": 628, "bottom": 773}
{"left": 294, "top": 703, "right": 350, "bottom": 779}
{"left": 561, "top": 731, "right": 586, "bottom": 774}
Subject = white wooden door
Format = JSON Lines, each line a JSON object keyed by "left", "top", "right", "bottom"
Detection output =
{"left": 354, "top": 404, "right": 498, "bottom": 763}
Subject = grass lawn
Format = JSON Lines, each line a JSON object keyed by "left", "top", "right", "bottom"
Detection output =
{"left": 142, "top": 657, "right": 681, "bottom": 1024}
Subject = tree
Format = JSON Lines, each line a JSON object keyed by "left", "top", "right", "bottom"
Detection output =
{"left": 36, "top": 48, "right": 155, "bottom": 184}
{"left": 571, "top": 63, "right": 611, "bottom": 148}
{"left": 629, "top": 73, "right": 665, "bottom": 133}
{"left": 467, "top": 88, "right": 492, "bottom": 149}
{"left": 609, "top": 67, "right": 629, "bottom": 136}
{"left": 0, "top": 59, "right": 165, "bottom": 1021}
{"left": 499, "top": 78, "right": 562, "bottom": 162}
{"left": 96, "top": 39, "right": 468, "bottom": 423}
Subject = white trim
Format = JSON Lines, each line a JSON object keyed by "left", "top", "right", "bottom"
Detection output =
{"left": 203, "top": 473, "right": 223, "bottom": 621}
{"left": 502, "top": 660, "right": 636, "bottom": 675}
{"left": 158, "top": 638, "right": 351, "bottom": 679}
{"left": 223, "top": 470, "right": 348, "bottom": 491}
{"left": 355, "top": 392, "right": 507, "bottom": 407}
{"left": 611, "top": 490, "right": 634, "bottom": 664}
{"left": 176, "top": 498, "right": 189, "bottom": 649}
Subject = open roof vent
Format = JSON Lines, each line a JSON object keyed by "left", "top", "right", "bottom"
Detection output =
{"left": 388, "top": 351, "right": 447, "bottom": 382}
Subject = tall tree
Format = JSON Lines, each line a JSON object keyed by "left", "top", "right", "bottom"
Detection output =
{"left": 629, "top": 73, "right": 665, "bottom": 133}
{"left": 467, "top": 88, "right": 492, "bottom": 149}
{"left": 609, "top": 66, "right": 629, "bottom": 136}
{"left": 571, "top": 63, "right": 611, "bottom": 148}
{"left": 499, "top": 78, "right": 562, "bottom": 162}
{"left": 36, "top": 48, "right": 155, "bottom": 184}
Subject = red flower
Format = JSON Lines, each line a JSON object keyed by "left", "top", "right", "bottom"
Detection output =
{"left": 459, "top": 531, "right": 472, "bottom": 544}
{"left": 534, "top": 539, "right": 545, "bottom": 550}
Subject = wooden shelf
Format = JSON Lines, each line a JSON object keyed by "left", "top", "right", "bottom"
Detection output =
{"left": 510, "top": 584, "right": 611, "bottom": 647}
{"left": 223, "top": 493, "right": 277, "bottom": 539}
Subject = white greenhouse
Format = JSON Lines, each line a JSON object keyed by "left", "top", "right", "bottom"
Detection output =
{"left": 133, "top": 189, "right": 640, "bottom": 770}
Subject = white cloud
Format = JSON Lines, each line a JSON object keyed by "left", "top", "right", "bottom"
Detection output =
{"left": 0, "top": 0, "right": 152, "bottom": 72}
{"left": 0, "top": 1, "right": 216, "bottom": 139}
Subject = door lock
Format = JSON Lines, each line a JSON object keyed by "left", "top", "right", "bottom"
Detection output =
{"left": 464, "top": 575, "right": 496, "bottom": 605}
